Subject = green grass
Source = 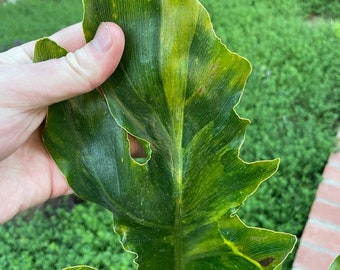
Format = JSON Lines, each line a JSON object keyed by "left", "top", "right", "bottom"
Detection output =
{"left": 0, "top": 0, "right": 82, "bottom": 52}
{"left": 1, "top": 0, "right": 339, "bottom": 269}
{"left": 0, "top": 198, "right": 135, "bottom": 269}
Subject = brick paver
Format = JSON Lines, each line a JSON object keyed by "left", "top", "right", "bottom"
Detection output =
{"left": 317, "top": 182, "right": 340, "bottom": 204}
{"left": 300, "top": 219, "right": 340, "bottom": 254}
{"left": 293, "top": 129, "right": 340, "bottom": 270}
{"left": 323, "top": 164, "right": 340, "bottom": 183}
{"left": 293, "top": 242, "right": 336, "bottom": 270}
{"left": 309, "top": 199, "right": 340, "bottom": 226}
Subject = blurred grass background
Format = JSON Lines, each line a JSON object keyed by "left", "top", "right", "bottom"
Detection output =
{"left": 0, "top": 0, "right": 339, "bottom": 269}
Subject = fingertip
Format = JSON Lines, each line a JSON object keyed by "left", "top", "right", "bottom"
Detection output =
{"left": 79, "top": 22, "right": 124, "bottom": 88}
{"left": 105, "top": 22, "right": 125, "bottom": 47}
{"left": 91, "top": 22, "right": 124, "bottom": 54}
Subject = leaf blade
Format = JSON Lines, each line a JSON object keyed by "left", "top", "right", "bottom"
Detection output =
{"left": 36, "top": 0, "right": 297, "bottom": 269}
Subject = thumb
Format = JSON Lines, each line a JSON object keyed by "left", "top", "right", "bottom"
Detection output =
{"left": 2, "top": 23, "right": 125, "bottom": 108}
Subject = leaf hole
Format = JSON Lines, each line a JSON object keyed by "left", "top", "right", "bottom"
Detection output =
{"left": 127, "top": 133, "right": 149, "bottom": 164}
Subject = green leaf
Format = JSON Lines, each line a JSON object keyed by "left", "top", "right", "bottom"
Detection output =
{"left": 329, "top": 256, "right": 340, "bottom": 270}
{"left": 35, "top": 0, "right": 296, "bottom": 269}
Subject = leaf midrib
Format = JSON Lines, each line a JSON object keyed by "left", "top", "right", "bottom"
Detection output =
{"left": 159, "top": 2, "right": 201, "bottom": 269}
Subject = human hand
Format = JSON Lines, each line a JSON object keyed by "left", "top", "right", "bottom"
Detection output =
{"left": 0, "top": 22, "right": 124, "bottom": 223}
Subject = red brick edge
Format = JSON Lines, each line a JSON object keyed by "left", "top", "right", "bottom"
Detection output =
{"left": 293, "top": 129, "right": 340, "bottom": 270}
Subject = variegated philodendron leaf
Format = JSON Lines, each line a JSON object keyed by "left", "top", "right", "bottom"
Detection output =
{"left": 34, "top": 0, "right": 296, "bottom": 269}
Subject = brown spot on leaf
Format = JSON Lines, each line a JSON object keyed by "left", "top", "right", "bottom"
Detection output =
{"left": 198, "top": 87, "right": 205, "bottom": 95}
{"left": 259, "top": 257, "right": 275, "bottom": 267}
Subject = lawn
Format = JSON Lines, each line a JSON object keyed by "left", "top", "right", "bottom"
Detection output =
{"left": 0, "top": 0, "right": 339, "bottom": 269}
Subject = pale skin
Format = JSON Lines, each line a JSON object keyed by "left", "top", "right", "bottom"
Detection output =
{"left": 0, "top": 22, "right": 130, "bottom": 224}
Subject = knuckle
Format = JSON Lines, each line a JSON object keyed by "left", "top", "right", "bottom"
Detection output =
{"left": 64, "top": 51, "right": 99, "bottom": 90}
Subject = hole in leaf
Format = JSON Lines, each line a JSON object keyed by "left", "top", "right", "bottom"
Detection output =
{"left": 127, "top": 133, "right": 148, "bottom": 164}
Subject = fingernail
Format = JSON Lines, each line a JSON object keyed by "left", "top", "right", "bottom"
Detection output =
{"left": 92, "top": 23, "right": 112, "bottom": 53}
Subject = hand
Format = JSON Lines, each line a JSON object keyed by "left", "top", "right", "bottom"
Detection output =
{"left": 0, "top": 22, "right": 125, "bottom": 224}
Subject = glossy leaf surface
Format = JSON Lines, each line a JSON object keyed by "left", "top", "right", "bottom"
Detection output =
{"left": 35, "top": 0, "right": 296, "bottom": 269}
